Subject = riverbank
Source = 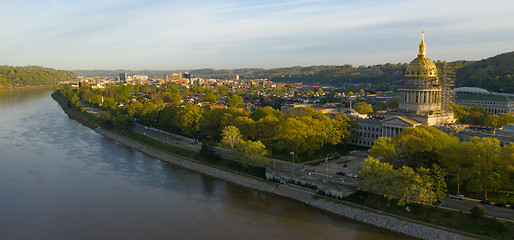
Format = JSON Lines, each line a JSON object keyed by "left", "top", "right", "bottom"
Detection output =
{"left": 0, "top": 84, "right": 58, "bottom": 92}
{"left": 52, "top": 91, "right": 478, "bottom": 240}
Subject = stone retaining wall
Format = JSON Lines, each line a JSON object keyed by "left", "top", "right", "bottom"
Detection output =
{"left": 308, "top": 198, "right": 475, "bottom": 240}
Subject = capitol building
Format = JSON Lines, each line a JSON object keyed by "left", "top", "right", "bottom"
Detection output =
{"left": 352, "top": 31, "right": 455, "bottom": 147}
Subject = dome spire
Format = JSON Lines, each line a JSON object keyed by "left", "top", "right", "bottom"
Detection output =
{"left": 418, "top": 30, "right": 426, "bottom": 58}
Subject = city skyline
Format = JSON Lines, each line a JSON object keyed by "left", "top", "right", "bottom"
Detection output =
{"left": 1, "top": 0, "right": 514, "bottom": 70}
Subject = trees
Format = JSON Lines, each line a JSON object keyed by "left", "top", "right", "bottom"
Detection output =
{"left": 220, "top": 126, "right": 243, "bottom": 149}
{"left": 226, "top": 94, "right": 244, "bottom": 108}
{"left": 371, "top": 125, "right": 460, "bottom": 169}
{"left": 358, "top": 157, "right": 439, "bottom": 206}
{"left": 0, "top": 66, "right": 75, "bottom": 89}
{"left": 250, "top": 106, "right": 282, "bottom": 121}
{"left": 464, "top": 137, "right": 504, "bottom": 200}
{"left": 370, "top": 137, "right": 396, "bottom": 164}
{"left": 430, "top": 164, "right": 447, "bottom": 204}
{"left": 113, "top": 115, "right": 134, "bottom": 130}
{"left": 175, "top": 103, "right": 202, "bottom": 137}
{"left": 353, "top": 101, "right": 373, "bottom": 114}
{"left": 236, "top": 140, "right": 269, "bottom": 166}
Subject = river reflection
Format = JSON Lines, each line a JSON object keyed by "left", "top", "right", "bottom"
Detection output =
{"left": 0, "top": 89, "right": 409, "bottom": 240}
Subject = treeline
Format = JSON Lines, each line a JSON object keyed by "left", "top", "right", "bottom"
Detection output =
{"left": 60, "top": 83, "right": 358, "bottom": 162}
{"left": 365, "top": 125, "right": 514, "bottom": 205}
{"left": 456, "top": 51, "right": 514, "bottom": 93}
{"left": 0, "top": 65, "right": 76, "bottom": 90}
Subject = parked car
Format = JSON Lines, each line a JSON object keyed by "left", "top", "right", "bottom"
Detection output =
{"left": 493, "top": 202, "right": 506, "bottom": 208}
{"left": 450, "top": 195, "right": 464, "bottom": 200}
{"left": 336, "top": 172, "right": 346, "bottom": 176}
{"left": 346, "top": 173, "right": 357, "bottom": 178}
{"left": 480, "top": 200, "right": 491, "bottom": 204}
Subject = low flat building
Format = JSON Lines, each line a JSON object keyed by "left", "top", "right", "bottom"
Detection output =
{"left": 455, "top": 94, "right": 513, "bottom": 115}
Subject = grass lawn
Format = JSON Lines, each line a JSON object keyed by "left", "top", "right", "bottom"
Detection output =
{"left": 344, "top": 191, "right": 514, "bottom": 240}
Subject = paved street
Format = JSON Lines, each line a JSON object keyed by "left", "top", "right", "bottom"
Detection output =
{"left": 442, "top": 197, "right": 514, "bottom": 221}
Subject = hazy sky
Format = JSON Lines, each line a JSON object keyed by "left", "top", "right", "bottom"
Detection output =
{"left": 1, "top": 0, "right": 513, "bottom": 70}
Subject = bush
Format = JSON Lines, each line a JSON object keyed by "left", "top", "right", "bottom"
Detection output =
{"left": 470, "top": 205, "right": 485, "bottom": 218}
{"left": 491, "top": 218, "right": 507, "bottom": 233}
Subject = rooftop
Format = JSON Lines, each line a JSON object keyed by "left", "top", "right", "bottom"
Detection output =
{"left": 456, "top": 94, "right": 513, "bottom": 102}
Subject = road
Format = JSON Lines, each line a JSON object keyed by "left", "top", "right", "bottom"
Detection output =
{"left": 441, "top": 197, "right": 514, "bottom": 221}
{"left": 133, "top": 124, "right": 201, "bottom": 152}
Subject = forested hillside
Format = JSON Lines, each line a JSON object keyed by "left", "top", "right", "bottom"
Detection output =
{"left": 0, "top": 65, "right": 76, "bottom": 90}
{"left": 456, "top": 51, "right": 514, "bottom": 93}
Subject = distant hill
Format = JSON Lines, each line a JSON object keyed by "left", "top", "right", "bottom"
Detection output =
{"left": 455, "top": 51, "right": 514, "bottom": 93}
{"left": 71, "top": 51, "right": 514, "bottom": 93}
{"left": 0, "top": 65, "right": 76, "bottom": 90}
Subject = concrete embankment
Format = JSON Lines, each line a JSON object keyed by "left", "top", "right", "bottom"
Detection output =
{"left": 308, "top": 198, "right": 475, "bottom": 240}
{"left": 53, "top": 92, "right": 477, "bottom": 240}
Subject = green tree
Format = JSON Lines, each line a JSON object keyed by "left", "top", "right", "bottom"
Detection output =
{"left": 91, "top": 95, "right": 103, "bottom": 106}
{"left": 439, "top": 140, "right": 471, "bottom": 195}
{"left": 358, "top": 157, "right": 396, "bottom": 198}
{"left": 126, "top": 101, "right": 144, "bottom": 117}
{"left": 220, "top": 126, "right": 243, "bottom": 149}
{"left": 353, "top": 101, "right": 373, "bottom": 114}
{"left": 250, "top": 106, "right": 282, "bottom": 121}
{"left": 232, "top": 116, "right": 255, "bottom": 139}
{"left": 113, "top": 115, "right": 134, "bottom": 130}
{"left": 103, "top": 97, "right": 116, "bottom": 109}
{"left": 226, "top": 94, "right": 244, "bottom": 108}
{"left": 370, "top": 137, "right": 397, "bottom": 164}
{"left": 236, "top": 140, "right": 269, "bottom": 166}
{"left": 170, "top": 91, "right": 182, "bottom": 105}
{"left": 175, "top": 103, "right": 202, "bottom": 136}
{"left": 253, "top": 116, "right": 280, "bottom": 153}
{"left": 430, "top": 164, "right": 447, "bottom": 205}
{"left": 203, "top": 92, "right": 217, "bottom": 103}
{"left": 465, "top": 137, "right": 504, "bottom": 200}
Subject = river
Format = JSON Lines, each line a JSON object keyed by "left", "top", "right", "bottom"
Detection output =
{"left": 0, "top": 89, "right": 408, "bottom": 240}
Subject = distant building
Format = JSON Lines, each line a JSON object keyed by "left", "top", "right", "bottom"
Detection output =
{"left": 455, "top": 94, "right": 514, "bottom": 114}
{"left": 119, "top": 73, "right": 126, "bottom": 82}
{"left": 163, "top": 73, "right": 169, "bottom": 81}
{"left": 453, "top": 87, "right": 514, "bottom": 114}
{"left": 171, "top": 72, "right": 182, "bottom": 81}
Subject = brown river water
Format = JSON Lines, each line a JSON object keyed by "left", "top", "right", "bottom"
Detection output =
{"left": 0, "top": 89, "right": 409, "bottom": 240}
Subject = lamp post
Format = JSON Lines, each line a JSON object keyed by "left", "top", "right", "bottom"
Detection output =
{"left": 325, "top": 154, "right": 329, "bottom": 182}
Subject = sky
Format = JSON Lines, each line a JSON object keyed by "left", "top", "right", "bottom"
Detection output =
{"left": 1, "top": 0, "right": 513, "bottom": 70}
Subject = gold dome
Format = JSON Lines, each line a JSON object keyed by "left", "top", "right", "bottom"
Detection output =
{"left": 405, "top": 30, "right": 438, "bottom": 78}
